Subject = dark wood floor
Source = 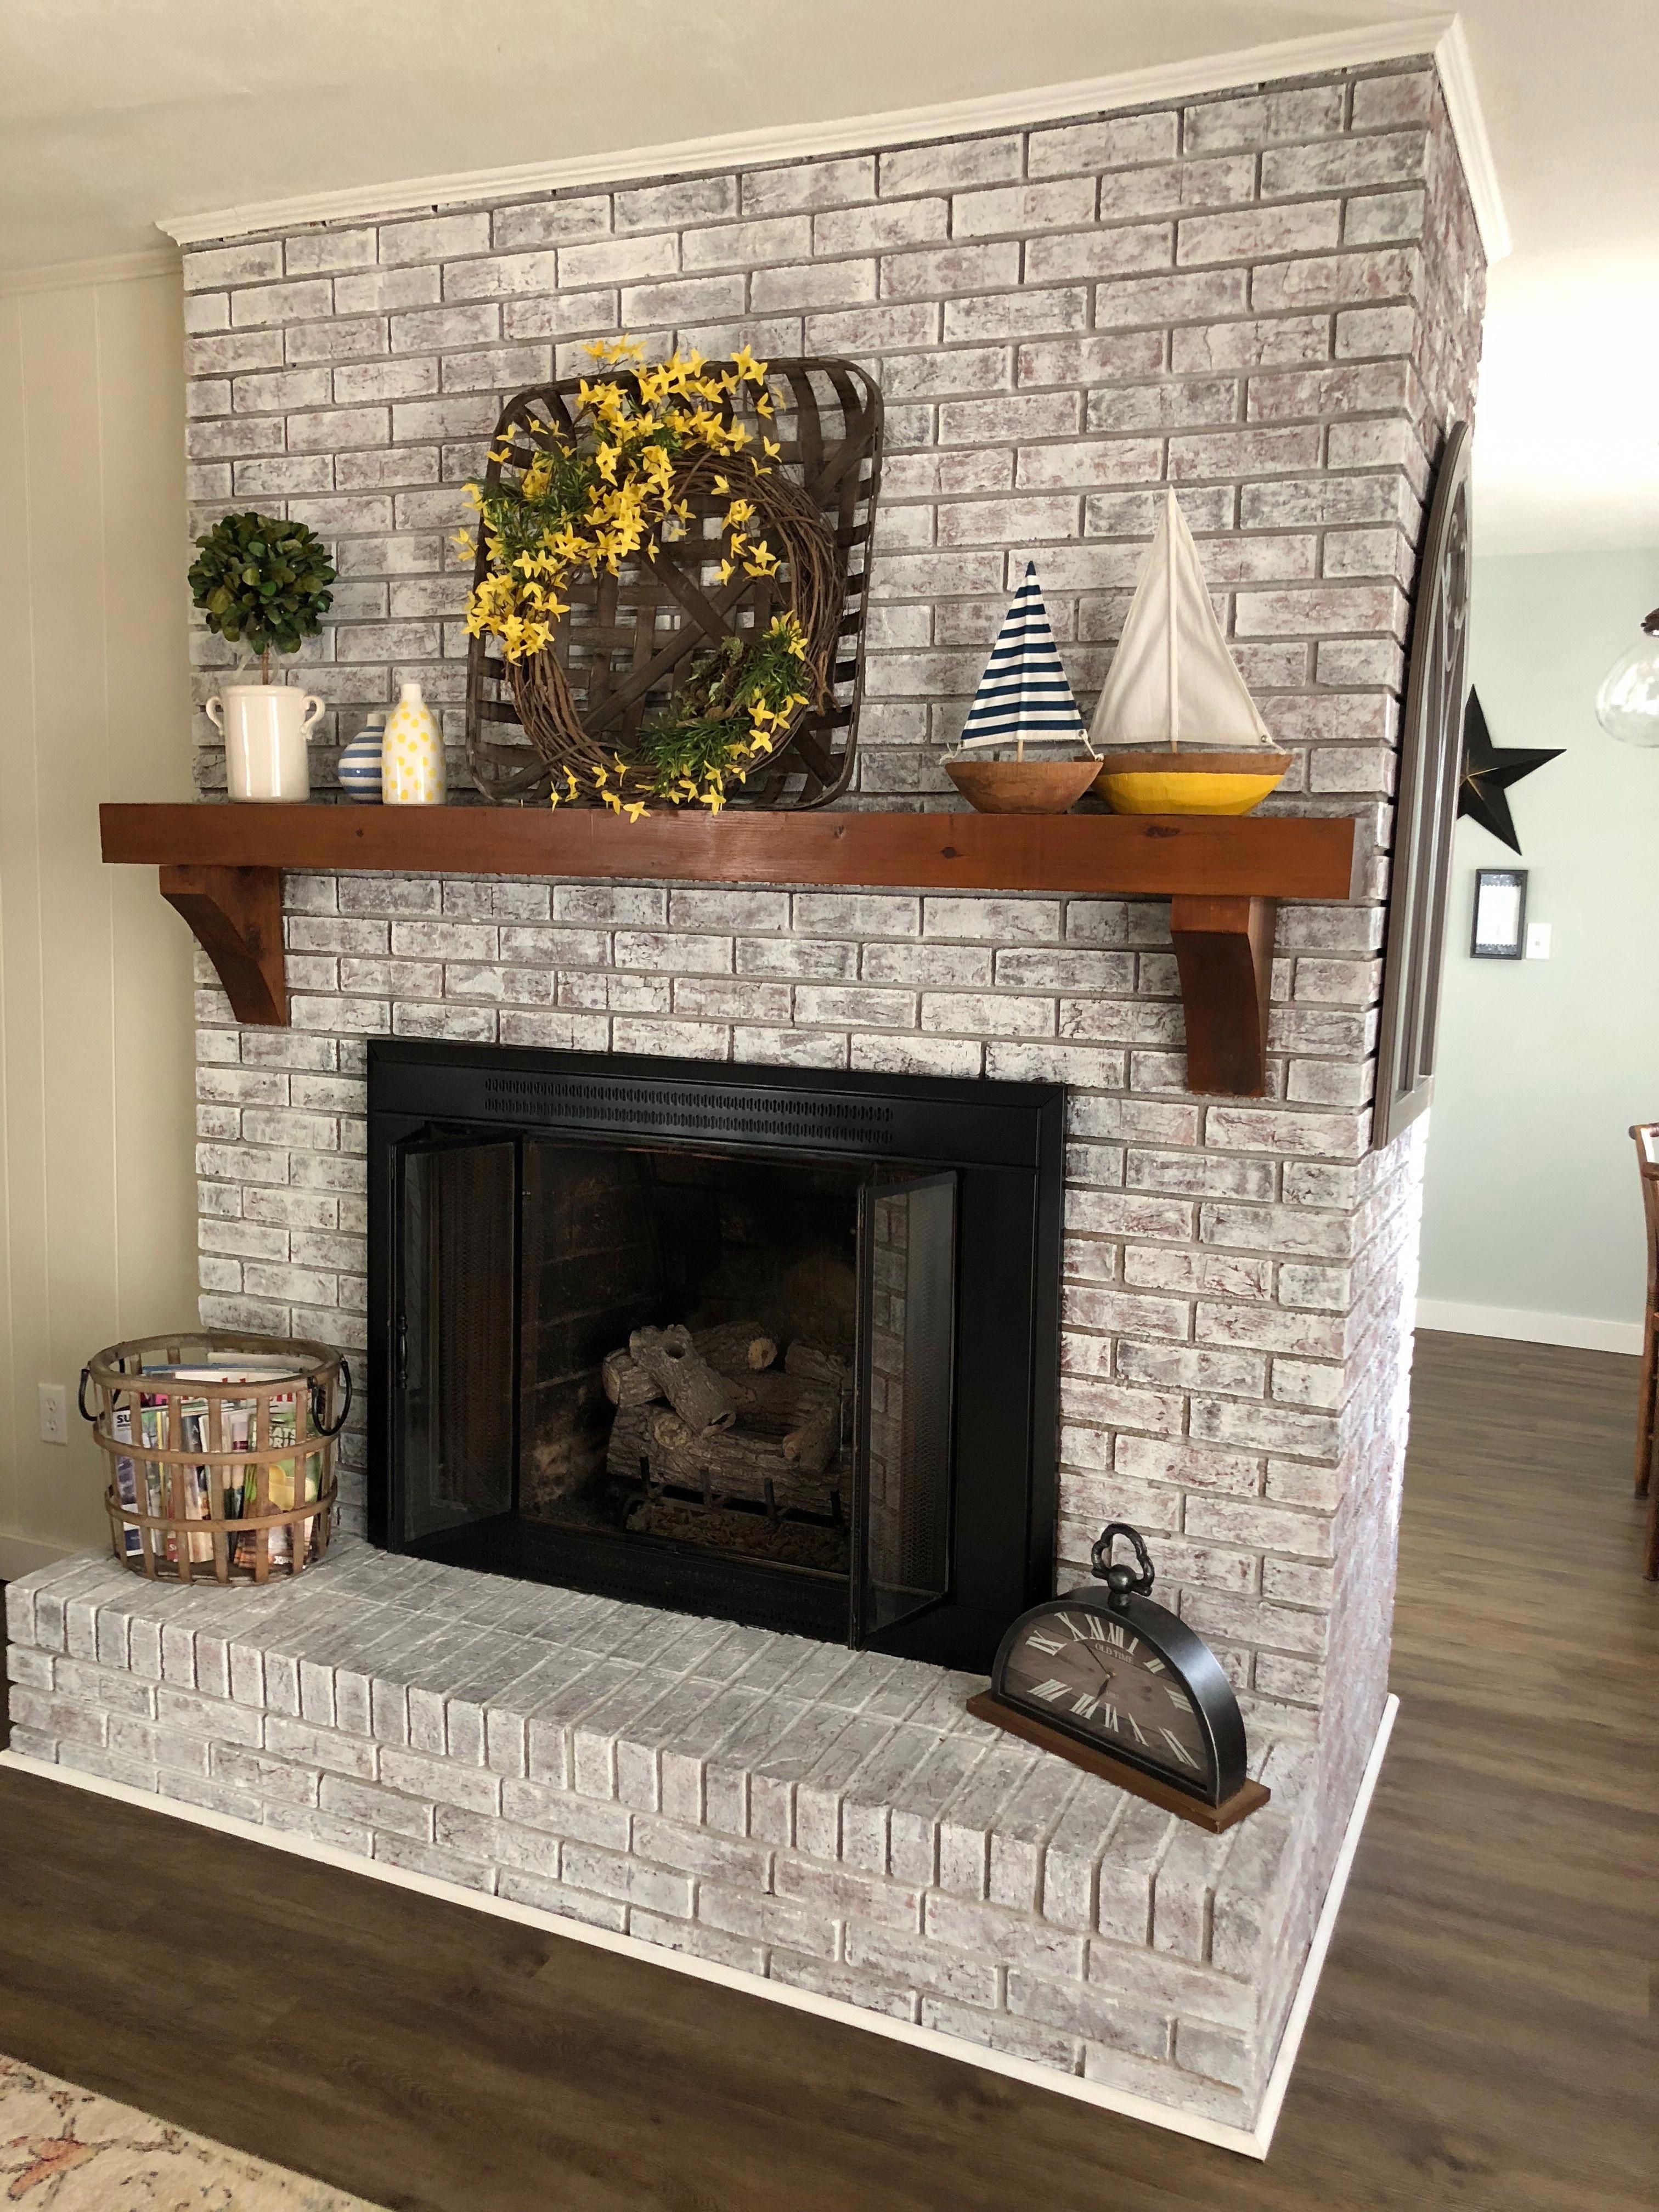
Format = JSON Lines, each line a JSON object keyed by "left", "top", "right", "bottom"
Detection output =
{"left": 1, "top": 1330, "right": 1654, "bottom": 2210}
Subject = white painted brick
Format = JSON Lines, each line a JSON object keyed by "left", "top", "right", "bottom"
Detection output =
{"left": 380, "top": 212, "right": 491, "bottom": 266}
{"left": 1351, "top": 70, "right": 1436, "bottom": 128}
{"left": 943, "top": 288, "right": 1089, "bottom": 343}
{"left": 879, "top": 134, "right": 1022, "bottom": 194}
{"left": 493, "top": 195, "right": 613, "bottom": 249}
{"left": 1028, "top": 113, "right": 1177, "bottom": 176}
{"left": 620, "top": 273, "right": 748, "bottom": 325}
{"left": 1344, "top": 189, "right": 1428, "bottom": 247}
{"left": 184, "top": 241, "right": 284, "bottom": 291}
{"left": 1028, "top": 224, "right": 1174, "bottom": 283}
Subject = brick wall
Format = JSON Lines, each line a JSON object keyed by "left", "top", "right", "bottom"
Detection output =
{"left": 179, "top": 54, "right": 1482, "bottom": 1903}
{"left": 182, "top": 60, "right": 1480, "bottom": 834}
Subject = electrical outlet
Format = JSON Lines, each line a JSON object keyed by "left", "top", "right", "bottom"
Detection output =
{"left": 1525, "top": 922, "right": 1552, "bottom": 961}
{"left": 38, "top": 1383, "right": 68, "bottom": 1446}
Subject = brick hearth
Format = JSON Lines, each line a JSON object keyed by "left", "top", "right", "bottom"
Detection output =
{"left": 6, "top": 1542, "right": 1316, "bottom": 2127}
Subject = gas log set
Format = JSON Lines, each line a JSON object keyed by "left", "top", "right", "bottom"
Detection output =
{"left": 600, "top": 1323, "right": 854, "bottom": 1561}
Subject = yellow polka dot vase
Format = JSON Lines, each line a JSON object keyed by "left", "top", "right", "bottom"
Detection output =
{"left": 381, "top": 681, "right": 447, "bottom": 806}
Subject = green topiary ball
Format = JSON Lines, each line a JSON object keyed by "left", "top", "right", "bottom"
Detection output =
{"left": 188, "top": 510, "right": 336, "bottom": 664}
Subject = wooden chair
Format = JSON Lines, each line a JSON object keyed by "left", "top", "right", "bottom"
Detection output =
{"left": 1632, "top": 1124, "right": 1659, "bottom": 1578}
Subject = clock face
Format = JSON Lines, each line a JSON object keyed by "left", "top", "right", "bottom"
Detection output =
{"left": 1000, "top": 1602, "right": 1212, "bottom": 1790}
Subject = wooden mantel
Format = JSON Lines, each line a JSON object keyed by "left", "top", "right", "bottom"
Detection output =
{"left": 99, "top": 803, "right": 1361, "bottom": 1097}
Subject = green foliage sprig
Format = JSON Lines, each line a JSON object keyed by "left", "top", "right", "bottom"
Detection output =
{"left": 188, "top": 510, "right": 336, "bottom": 679}
{"left": 635, "top": 619, "right": 812, "bottom": 807}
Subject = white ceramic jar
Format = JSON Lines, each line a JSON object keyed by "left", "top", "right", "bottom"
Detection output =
{"left": 381, "top": 682, "right": 447, "bottom": 805}
{"left": 207, "top": 684, "right": 325, "bottom": 802}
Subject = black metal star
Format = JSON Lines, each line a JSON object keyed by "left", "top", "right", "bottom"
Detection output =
{"left": 1457, "top": 689, "right": 1562, "bottom": 856}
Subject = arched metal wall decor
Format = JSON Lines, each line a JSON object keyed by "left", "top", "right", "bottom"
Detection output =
{"left": 1372, "top": 419, "right": 1472, "bottom": 1149}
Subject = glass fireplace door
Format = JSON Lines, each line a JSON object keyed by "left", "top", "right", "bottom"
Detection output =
{"left": 854, "top": 1171, "right": 957, "bottom": 1642}
{"left": 395, "top": 1136, "right": 517, "bottom": 1542}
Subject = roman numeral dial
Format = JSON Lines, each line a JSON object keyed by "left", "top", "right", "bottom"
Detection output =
{"left": 999, "top": 1601, "right": 1212, "bottom": 1788}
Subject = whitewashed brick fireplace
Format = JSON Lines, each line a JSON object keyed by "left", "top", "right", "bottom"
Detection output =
{"left": 5, "top": 41, "right": 1485, "bottom": 2151}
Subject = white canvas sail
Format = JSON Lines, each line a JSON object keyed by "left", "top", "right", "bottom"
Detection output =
{"left": 1089, "top": 491, "right": 1272, "bottom": 751}
{"left": 955, "top": 563, "right": 1089, "bottom": 755}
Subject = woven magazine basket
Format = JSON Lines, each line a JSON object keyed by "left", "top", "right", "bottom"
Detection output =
{"left": 82, "top": 1330, "right": 349, "bottom": 1586}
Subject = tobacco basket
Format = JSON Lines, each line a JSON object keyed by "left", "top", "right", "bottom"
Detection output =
{"left": 465, "top": 357, "right": 883, "bottom": 809}
{"left": 82, "top": 1329, "right": 349, "bottom": 1586}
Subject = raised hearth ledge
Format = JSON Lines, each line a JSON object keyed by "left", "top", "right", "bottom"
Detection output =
{"left": 0, "top": 1724, "right": 1398, "bottom": 2160}
{"left": 3, "top": 1543, "right": 1395, "bottom": 2151}
{"left": 99, "top": 804, "right": 1359, "bottom": 1096}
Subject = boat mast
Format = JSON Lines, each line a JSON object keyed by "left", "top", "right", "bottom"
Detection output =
{"left": 1166, "top": 490, "right": 1180, "bottom": 755}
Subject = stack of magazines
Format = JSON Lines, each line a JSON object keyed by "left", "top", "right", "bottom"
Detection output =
{"left": 111, "top": 1354, "right": 321, "bottom": 1568}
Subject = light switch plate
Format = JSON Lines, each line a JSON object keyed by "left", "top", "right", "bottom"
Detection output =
{"left": 1525, "top": 922, "right": 1551, "bottom": 961}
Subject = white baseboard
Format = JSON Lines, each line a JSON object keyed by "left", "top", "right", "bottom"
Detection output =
{"left": 0, "top": 1533, "right": 75, "bottom": 1584}
{"left": 1415, "top": 1299, "right": 1643, "bottom": 1356}
{"left": 0, "top": 1695, "right": 1397, "bottom": 2160}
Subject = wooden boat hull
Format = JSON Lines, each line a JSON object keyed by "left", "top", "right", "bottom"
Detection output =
{"left": 1093, "top": 749, "right": 1292, "bottom": 817}
{"left": 945, "top": 758, "right": 1099, "bottom": 814}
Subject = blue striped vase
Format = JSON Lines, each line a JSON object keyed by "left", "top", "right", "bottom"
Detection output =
{"left": 338, "top": 714, "right": 385, "bottom": 802}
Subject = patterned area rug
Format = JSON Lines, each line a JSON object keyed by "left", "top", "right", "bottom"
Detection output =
{"left": 0, "top": 2051, "right": 387, "bottom": 2209}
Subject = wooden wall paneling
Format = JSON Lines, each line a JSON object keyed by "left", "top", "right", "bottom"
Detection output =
{"left": 27, "top": 284, "right": 123, "bottom": 1555}
{"left": 0, "top": 295, "right": 36, "bottom": 1544}
{"left": 0, "top": 271, "right": 196, "bottom": 1559}
{"left": 98, "top": 275, "right": 198, "bottom": 1392}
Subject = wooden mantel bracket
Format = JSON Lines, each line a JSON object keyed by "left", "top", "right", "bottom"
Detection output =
{"left": 1170, "top": 895, "right": 1277, "bottom": 1098}
{"left": 160, "top": 864, "right": 287, "bottom": 1026}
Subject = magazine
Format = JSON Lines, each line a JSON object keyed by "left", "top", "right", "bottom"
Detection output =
{"left": 138, "top": 1398, "right": 173, "bottom": 1562}
{"left": 176, "top": 1395, "right": 216, "bottom": 1564}
{"left": 111, "top": 1402, "right": 140, "bottom": 1556}
{"left": 231, "top": 1394, "right": 319, "bottom": 1569}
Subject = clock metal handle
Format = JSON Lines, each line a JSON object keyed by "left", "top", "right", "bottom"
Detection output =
{"left": 1091, "top": 1521, "right": 1155, "bottom": 1599}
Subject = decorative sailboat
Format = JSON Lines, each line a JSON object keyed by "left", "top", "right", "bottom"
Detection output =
{"left": 1090, "top": 491, "right": 1292, "bottom": 816}
{"left": 945, "top": 563, "right": 1099, "bottom": 814}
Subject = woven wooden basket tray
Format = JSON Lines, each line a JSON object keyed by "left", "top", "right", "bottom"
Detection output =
{"left": 465, "top": 357, "right": 883, "bottom": 808}
{"left": 82, "top": 1330, "right": 349, "bottom": 1586}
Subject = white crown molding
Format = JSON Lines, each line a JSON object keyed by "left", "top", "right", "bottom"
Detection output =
{"left": 0, "top": 246, "right": 180, "bottom": 298}
{"left": 1431, "top": 15, "right": 1511, "bottom": 261}
{"left": 155, "top": 14, "right": 1509, "bottom": 265}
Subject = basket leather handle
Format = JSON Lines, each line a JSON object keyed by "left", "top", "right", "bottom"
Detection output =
{"left": 310, "top": 1359, "right": 352, "bottom": 1437}
{"left": 78, "top": 1367, "right": 95, "bottom": 1423}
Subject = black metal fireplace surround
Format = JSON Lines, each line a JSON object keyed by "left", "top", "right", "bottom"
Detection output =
{"left": 367, "top": 1042, "right": 1062, "bottom": 1672}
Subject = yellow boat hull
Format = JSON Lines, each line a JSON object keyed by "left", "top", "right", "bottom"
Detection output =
{"left": 1092, "top": 749, "right": 1292, "bottom": 817}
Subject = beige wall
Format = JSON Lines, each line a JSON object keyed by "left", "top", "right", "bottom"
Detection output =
{"left": 0, "top": 259, "right": 198, "bottom": 1573}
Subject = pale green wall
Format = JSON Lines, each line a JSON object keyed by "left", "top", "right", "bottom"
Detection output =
{"left": 1418, "top": 546, "right": 1659, "bottom": 1337}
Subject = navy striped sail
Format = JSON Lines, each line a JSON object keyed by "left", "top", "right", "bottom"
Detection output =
{"left": 957, "top": 563, "right": 1085, "bottom": 749}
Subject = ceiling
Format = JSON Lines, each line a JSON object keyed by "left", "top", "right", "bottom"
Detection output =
{"left": 1, "top": 0, "right": 1654, "bottom": 555}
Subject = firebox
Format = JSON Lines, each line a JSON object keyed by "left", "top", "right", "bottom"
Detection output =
{"left": 366, "top": 1042, "right": 1062, "bottom": 1671}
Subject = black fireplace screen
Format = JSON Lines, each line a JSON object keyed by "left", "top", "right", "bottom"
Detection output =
{"left": 369, "top": 1045, "right": 1062, "bottom": 1671}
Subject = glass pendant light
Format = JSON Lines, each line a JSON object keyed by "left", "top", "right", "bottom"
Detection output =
{"left": 1595, "top": 608, "right": 1659, "bottom": 745}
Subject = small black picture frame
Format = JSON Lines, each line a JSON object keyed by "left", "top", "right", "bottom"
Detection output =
{"left": 1470, "top": 867, "right": 1527, "bottom": 959}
